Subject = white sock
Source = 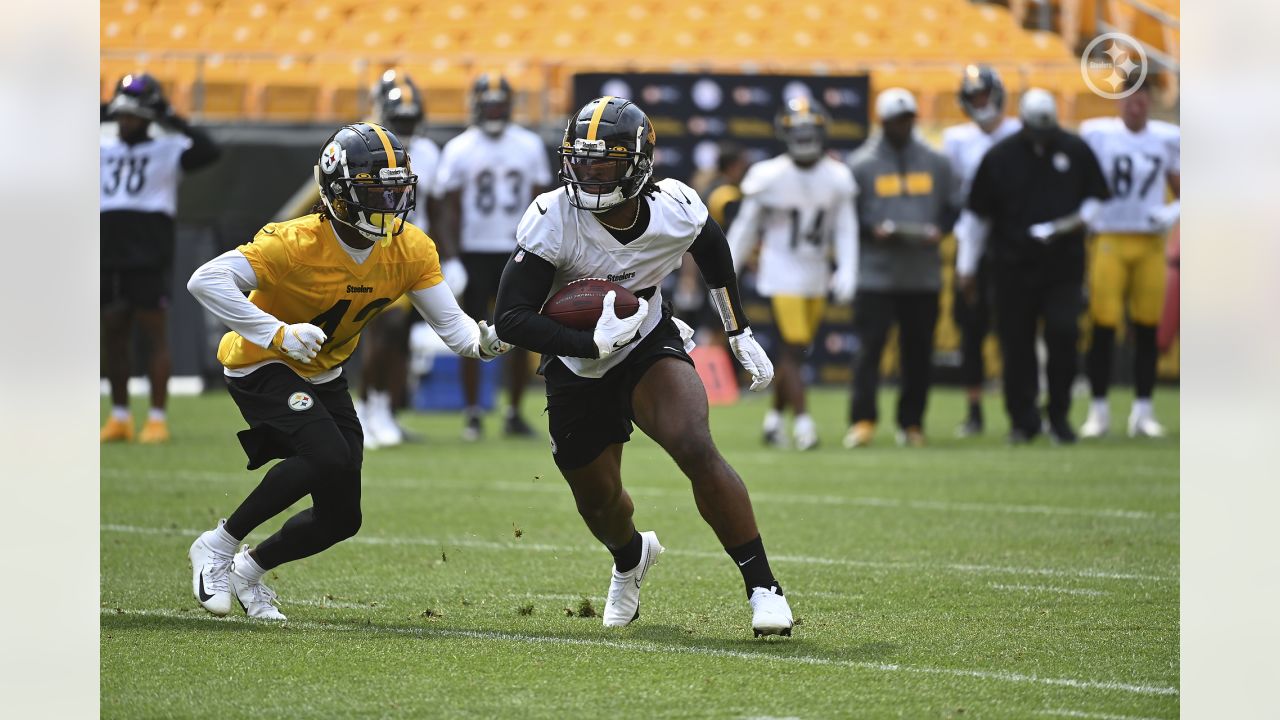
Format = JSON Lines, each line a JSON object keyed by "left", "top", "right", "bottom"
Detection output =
{"left": 234, "top": 548, "right": 267, "bottom": 584}
{"left": 1132, "top": 398, "right": 1153, "bottom": 417}
{"left": 148, "top": 407, "right": 166, "bottom": 422}
{"left": 111, "top": 406, "right": 130, "bottom": 421}
{"left": 794, "top": 413, "right": 815, "bottom": 435}
{"left": 763, "top": 409, "right": 782, "bottom": 432}
{"left": 1090, "top": 399, "right": 1109, "bottom": 416}
{"left": 208, "top": 520, "right": 240, "bottom": 556}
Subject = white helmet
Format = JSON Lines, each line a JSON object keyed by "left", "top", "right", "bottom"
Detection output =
{"left": 1019, "top": 89, "right": 1058, "bottom": 130}
{"left": 875, "top": 87, "right": 918, "bottom": 121}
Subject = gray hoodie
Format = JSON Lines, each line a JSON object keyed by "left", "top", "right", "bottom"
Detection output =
{"left": 848, "top": 133, "right": 957, "bottom": 292}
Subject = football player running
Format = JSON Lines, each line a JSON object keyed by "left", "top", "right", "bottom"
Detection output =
{"left": 1078, "top": 77, "right": 1180, "bottom": 438}
{"left": 726, "top": 97, "right": 858, "bottom": 450}
{"left": 185, "top": 123, "right": 509, "bottom": 621}
{"left": 434, "top": 73, "right": 553, "bottom": 440}
{"left": 494, "top": 97, "right": 793, "bottom": 637}
{"left": 100, "top": 74, "right": 220, "bottom": 443}
{"left": 946, "top": 65, "right": 1021, "bottom": 437}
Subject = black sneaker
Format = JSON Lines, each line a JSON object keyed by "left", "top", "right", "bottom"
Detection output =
{"left": 955, "top": 403, "right": 984, "bottom": 438}
{"left": 462, "top": 413, "right": 483, "bottom": 442}
{"left": 504, "top": 412, "right": 535, "bottom": 437}
{"left": 1046, "top": 417, "right": 1078, "bottom": 445}
{"left": 1008, "top": 426, "right": 1040, "bottom": 445}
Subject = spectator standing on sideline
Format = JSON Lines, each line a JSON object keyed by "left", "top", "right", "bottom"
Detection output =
{"left": 942, "top": 65, "right": 1022, "bottom": 437}
{"left": 959, "top": 90, "right": 1110, "bottom": 444}
{"left": 101, "top": 73, "right": 221, "bottom": 443}
{"left": 844, "top": 89, "right": 956, "bottom": 449}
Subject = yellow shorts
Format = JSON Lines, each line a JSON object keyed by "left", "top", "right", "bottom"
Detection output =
{"left": 1089, "top": 232, "right": 1167, "bottom": 327}
{"left": 770, "top": 295, "right": 826, "bottom": 346}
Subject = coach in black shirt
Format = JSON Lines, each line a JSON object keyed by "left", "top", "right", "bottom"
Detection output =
{"left": 959, "top": 89, "right": 1109, "bottom": 443}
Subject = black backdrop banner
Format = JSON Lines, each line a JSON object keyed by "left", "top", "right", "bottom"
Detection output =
{"left": 570, "top": 72, "right": 871, "bottom": 183}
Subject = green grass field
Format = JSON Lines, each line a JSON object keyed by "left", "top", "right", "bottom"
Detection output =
{"left": 101, "top": 385, "right": 1178, "bottom": 719}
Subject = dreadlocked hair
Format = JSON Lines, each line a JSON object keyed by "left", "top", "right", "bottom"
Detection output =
{"left": 309, "top": 200, "right": 330, "bottom": 220}
{"left": 640, "top": 177, "right": 662, "bottom": 199}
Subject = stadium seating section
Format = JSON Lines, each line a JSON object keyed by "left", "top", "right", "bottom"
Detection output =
{"left": 101, "top": 0, "right": 1178, "bottom": 124}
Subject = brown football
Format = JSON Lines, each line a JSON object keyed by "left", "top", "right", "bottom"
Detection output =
{"left": 541, "top": 278, "right": 640, "bottom": 331}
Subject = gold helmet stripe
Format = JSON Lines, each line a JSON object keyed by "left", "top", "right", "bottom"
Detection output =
{"left": 367, "top": 123, "right": 398, "bottom": 169}
{"left": 486, "top": 73, "right": 498, "bottom": 92}
{"left": 586, "top": 96, "right": 614, "bottom": 141}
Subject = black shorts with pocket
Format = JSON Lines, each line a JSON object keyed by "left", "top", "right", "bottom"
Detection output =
{"left": 542, "top": 312, "right": 694, "bottom": 471}
{"left": 460, "top": 251, "right": 512, "bottom": 320}
{"left": 226, "top": 363, "right": 362, "bottom": 470}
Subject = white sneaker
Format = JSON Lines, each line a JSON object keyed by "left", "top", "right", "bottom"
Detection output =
{"left": 750, "top": 585, "right": 794, "bottom": 637}
{"left": 355, "top": 400, "right": 381, "bottom": 450}
{"left": 1080, "top": 405, "right": 1110, "bottom": 439}
{"left": 603, "top": 531, "right": 664, "bottom": 627}
{"left": 793, "top": 415, "right": 819, "bottom": 452}
{"left": 368, "top": 392, "right": 404, "bottom": 447}
{"left": 188, "top": 525, "right": 233, "bottom": 616}
{"left": 1128, "top": 411, "right": 1166, "bottom": 438}
{"left": 229, "top": 547, "right": 287, "bottom": 621}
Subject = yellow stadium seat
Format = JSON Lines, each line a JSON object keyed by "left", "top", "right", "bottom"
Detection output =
{"left": 256, "top": 58, "right": 323, "bottom": 121}
{"left": 193, "top": 58, "right": 252, "bottom": 119}
{"left": 101, "top": 0, "right": 151, "bottom": 22}
{"left": 277, "top": 3, "right": 349, "bottom": 28}
{"left": 133, "top": 18, "right": 203, "bottom": 51}
{"left": 198, "top": 21, "right": 271, "bottom": 53}
{"left": 263, "top": 24, "right": 333, "bottom": 55}
{"left": 315, "top": 58, "right": 375, "bottom": 121}
{"left": 216, "top": 0, "right": 279, "bottom": 24}
{"left": 400, "top": 27, "right": 468, "bottom": 55}
{"left": 101, "top": 18, "right": 134, "bottom": 49}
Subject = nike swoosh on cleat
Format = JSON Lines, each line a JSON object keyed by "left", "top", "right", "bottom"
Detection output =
{"left": 198, "top": 572, "right": 214, "bottom": 602}
{"left": 612, "top": 339, "right": 631, "bottom": 349}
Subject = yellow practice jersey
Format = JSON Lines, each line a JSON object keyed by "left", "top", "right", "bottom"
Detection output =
{"left": 217, "top": 214, "right": 443, "bottom": 377}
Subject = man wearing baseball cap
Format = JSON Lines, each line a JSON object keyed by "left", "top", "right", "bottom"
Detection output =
{"left": 844, "top": 88, "right": 957, "bottom": 449}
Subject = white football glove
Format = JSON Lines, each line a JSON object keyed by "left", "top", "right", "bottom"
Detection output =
{"left": 592, "top": 291, "right": 649, "bottom": 358}
{"left": 728, "top": 327, "right": 773, "bottom": 391}
{"left": 1028, "top": 221, "right": 1057, "bottom": 243}
{"left": 1148, "top": 200, "right": 1180, "bottom": 232}
{"left": 276, "top": 323, "right": 327, "bottom": 363}
{"left": 477, "top": 320, "right": 510, "bottom": 360}
{"left": 442, "top": 257, "right": 468, "bottom": 299}
{"left": 672, "top": 316, "right": 696, "bottom": 353}
{"left": 830, "top": 266, "right": 857, "bottom": 304}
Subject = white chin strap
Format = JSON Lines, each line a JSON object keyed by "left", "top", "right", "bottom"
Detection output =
{"left": 581, "top": 186, "right": 627, "bottom": 213}
{"left": 969, "top": 104, "right": 1000, "bottom": 125}
{"left": 788, "top": 140, "right": 822, "bottom": 163}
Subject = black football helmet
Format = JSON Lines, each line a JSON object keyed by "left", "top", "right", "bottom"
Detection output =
{"left": 107, "top": 73, "right": 165, "bottom": 121}
{"left": 314, "top": 123, "right": 417, "bottom": 244}
{"left": 558, "top": 96, "right": 656, "bottom": 213}
{"left": 373, "top": 69, "right": 425, "bottom": 139}
{"left": 958, "top": 64, "right": 1006, "bottom": 125}
{"left": 472, "top": 72, "right": 512, "bottom": 136}
{"left": 775, "top": 96, "right": 829, "bottom": 165}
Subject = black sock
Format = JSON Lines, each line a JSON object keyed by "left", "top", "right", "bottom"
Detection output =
{"left": 610, "top": 530, "right": 643, "bottom": 573}
{"left": 1133, "top": 324, "right": 1158, "bottom": 400}
{"left": 1087, "top": 325, "right": 1117, "bottom": 398}
{"left": 967, "top": 400, "right": 983, "bottom": 422}
{"left": 726, "top": 535, "right": 781, "bottom": 598}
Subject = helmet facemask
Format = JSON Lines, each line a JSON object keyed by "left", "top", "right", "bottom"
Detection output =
{"left": 475, "top": 89, "right": 512, "bottom": 136}
{"left": 316, "top": 165, "right": 417, "bottom": 245}
{"left": 782, "top": 122, "right": 826, "bottom": 164}
{"left": 559, "top": 138, "right": 652, "bottom": 213}
{"left": 959, "top": 67, "right": 1006, "bottom": 126}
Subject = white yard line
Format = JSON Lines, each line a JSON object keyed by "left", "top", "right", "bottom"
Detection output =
{"left": 100, "top": 523, "right": 1176, "bottom": 582}
{"left": 100, "top": 468, "right": 1177, "bottom": 522}
{"left": 99, "top": 607, "right": 1178, "bottom": 698}
{"left": 990, "top": 584, "right": 1109, "bottom": 597}
{"left": 1036, "top": 709, "right": 1170, "bottom": 720}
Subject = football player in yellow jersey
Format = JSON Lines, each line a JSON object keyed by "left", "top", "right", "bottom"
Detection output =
{"left": 184, "top": 123, "right": 510, "bottom": 621}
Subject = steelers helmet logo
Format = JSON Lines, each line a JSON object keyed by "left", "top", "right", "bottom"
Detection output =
{"left": 319, "top": 142, "right": 342, "bottom": 174}
{"left": 288, "top": 392, "right": 314, "bottom": 412}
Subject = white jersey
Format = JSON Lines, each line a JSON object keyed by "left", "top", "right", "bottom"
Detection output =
{"left": 726, "top": 155, "right": 857, "bottom": 297}
{"left": 435, "top": 125, "right": 552, "bottom": 253}
{"left": 100, "top": 132, "right": 192, "bottom": 216}
{"left": 407, "top": 135, "right": 441, "bottom": 234}
{"left": 942, "top": 116, "right": 1022, "bottom": 197}
{"left": 516, "top": 178, "right": 708, "bottom": 378}
{"left": 1080, "top": 117, "right": 1180, "bottom": 233}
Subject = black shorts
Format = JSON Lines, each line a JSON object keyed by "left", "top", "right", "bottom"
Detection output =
{"left": 543, "top": 313, "right": 694, "bottom": 471}
{"left": 226, "top": 363, "right": 362, "bottom": 471}
{"left": 461, "top": 251, "right": 511, "bottom": 320}
{"left": 101, "top": 266, "right": 172, "bottom": 310}
{"left": 101, "top": 210, "right": 175, "bottom": 268}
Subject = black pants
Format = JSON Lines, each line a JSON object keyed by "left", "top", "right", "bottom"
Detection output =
{"left": 849, "top": 290, "right": 939, "bottom": 429}
{"left": 953, "top": 262, "right": 991, "bottom": 387}
{"left": 993, "top": 277, "right": 1083, "bottom": 434}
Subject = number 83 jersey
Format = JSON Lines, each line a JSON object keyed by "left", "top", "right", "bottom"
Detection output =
{"left": 217, "top": 215, "right": 443, "bottom": 378}
{"left": 434, "top": 125, "right": 552, "bottom": 253}
{"left": 1080, "top": 117, "right": 1180, "bottom": 234}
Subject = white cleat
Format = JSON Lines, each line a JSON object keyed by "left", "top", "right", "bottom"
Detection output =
{"left": 188, "top": 526, "right": 233, "bottom": 616}
{"left": 603, "top": 531, "right": 663, "bottom": 627}
{"left": 793, "top": 416, "right": 819, "bottom": 452}
{"left": 1080, "top": 406, "right": 1110, "bottom": 439}
{"left": 355, "top": 401, "right": 382, "bottom": 450}
{"left": 750, "top": 585, "right": 794, "bottom": 638}
{"left": 229, "top": 547, "right": 287, "bottom": 621}
{"left": 1128, "top": 412, "right": 1166, "bottom": 438}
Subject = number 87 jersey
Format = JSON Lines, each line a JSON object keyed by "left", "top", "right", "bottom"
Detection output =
{"left": 1079, "top": 117, "right": 1180, "bottom": 234}
{"left": 727, "top": 153, "right": 858, "bottom": 298}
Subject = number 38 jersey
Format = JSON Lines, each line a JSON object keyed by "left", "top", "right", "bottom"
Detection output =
{"left": 727, "top": 154, "right": 858, "bottom": 297}
{"left": 1080, "top": 117, "right": 1180, "bottom": 234}
{"left": 217, "top": 214, "right": 443, "bottom": 378}
{"left": 100, "top": 132, "right": 192, "bottom": 216}
{"left": 434, "top": 125, "right": 552, "bottom": 253}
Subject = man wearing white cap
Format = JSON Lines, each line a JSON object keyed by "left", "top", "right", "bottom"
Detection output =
{"left": 843, "top": 88, "right": 957, "bottom": 449}
{"left": 960, "top": 89, "right": 1110, "bottom": 443}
